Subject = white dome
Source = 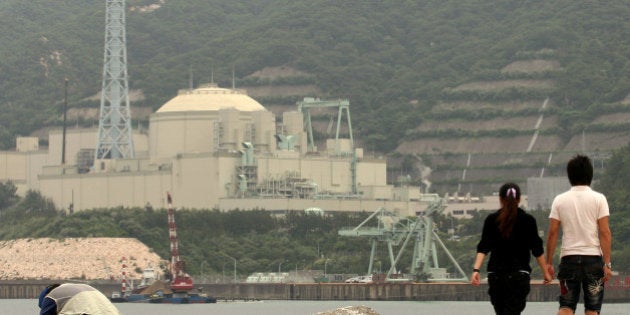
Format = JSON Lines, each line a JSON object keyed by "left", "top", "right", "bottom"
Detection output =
{"left": 156, "top": 84, "right": 266, "bottom": 113}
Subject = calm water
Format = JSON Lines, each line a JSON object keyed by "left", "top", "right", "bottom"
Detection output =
{"left": 4, "top": 299, "right": 629, "bottom": 315}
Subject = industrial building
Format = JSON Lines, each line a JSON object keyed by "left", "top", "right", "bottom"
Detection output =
{"left": 0, "top": 83, "right": 440, "bottom": 216}
{"left": 0, "top": 1, "right": 507, "bottom": 217}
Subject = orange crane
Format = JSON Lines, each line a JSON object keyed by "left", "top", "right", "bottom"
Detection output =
{"left": 166, "top": 192, "right": 194, "bottom": 292}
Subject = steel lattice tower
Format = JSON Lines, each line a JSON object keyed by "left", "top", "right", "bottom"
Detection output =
{"left": 95, "top": 0, "right": 134, "bottom": 160}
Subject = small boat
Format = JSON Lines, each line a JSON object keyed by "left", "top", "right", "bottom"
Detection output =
{"left": 109, "top": 291, "right": 127, "bottom": 303}
{"left": 148, "top": 291, "right": 217, "bottom": 304}
{"left": 110, "top": 266, "right": 158, "bottom": 303}
{"left": 133, "top": 266, "right": 159, "bottom": 293}
{"left": 112, "top": 194, "right": 216, "bottom": 304}
{"left": 110, "top": 291, "right": 151, "bottom": 303}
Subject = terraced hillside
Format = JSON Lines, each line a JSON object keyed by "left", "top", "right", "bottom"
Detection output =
{"left": 394, "top": 55, "right": 629, "bottom": 196}
{"left": 242, "top": 66, "right": 321, "bottom": 117}
{"left": 238, "top": 57, "right": 629, "bottom": 197}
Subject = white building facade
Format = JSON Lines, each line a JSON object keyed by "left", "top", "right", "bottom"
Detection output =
{"left": 1, "top": 84, "right": 431, "bottom": 214}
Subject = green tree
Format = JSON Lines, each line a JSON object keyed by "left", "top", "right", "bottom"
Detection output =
{"left": 0, "top": 181, "right": 19, "bottom": 210}
{"left": 12, "top": 190, "right": 57, "bottom": 215}
{"left": 599, "top": 142, "right": 630, "bottom": 215}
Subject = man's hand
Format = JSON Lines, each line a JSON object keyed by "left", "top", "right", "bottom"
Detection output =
{"left": 603, "top": 266, "right": 612, "bottom": 283}
{"left": 546, "top": 264, "right": 555, "bottom": 280}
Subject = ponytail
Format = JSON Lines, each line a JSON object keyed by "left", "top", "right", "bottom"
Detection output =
{"left": 496, "top": 183, "right": 520, "bottom": 238}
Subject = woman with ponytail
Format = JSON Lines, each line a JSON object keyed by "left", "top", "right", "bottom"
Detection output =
{"left": 471, "top": 183, "right": 552, "bottom": 315}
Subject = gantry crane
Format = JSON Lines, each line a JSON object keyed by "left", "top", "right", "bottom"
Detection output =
{"left": 296, "top": 97, "right": 357, "bottom": 194}
{"left": 338, "top": 194, "right": 468, "bottom": 282}
{"left": 297, "top": 97, "right": 353, "bottom": 155}
{"left": 166, "top": 192, "right": 194, "bottom": 292}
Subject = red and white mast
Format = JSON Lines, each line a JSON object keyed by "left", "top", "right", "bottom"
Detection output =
{"left": 166, "top": 192, "right": 194, "bottom": 292}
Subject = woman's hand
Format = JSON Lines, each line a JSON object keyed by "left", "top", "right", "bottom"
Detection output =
{"left": 470, "top": 271, "right": 481, "bottom": 286}
{"left": 542, "top": 269, "right": 553, "bottom": 284}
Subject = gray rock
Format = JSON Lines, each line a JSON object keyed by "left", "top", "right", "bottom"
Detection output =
{"left": 315, "top": 305, "right": 380, "bottom": 315}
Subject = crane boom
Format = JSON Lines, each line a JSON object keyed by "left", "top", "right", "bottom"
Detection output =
{"left": 166, "top": 192, "right": 194, "bottom": 292}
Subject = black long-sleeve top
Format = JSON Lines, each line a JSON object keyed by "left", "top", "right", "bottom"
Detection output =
{"left": 476, "top": 208, "right": 544, "bottom": 273}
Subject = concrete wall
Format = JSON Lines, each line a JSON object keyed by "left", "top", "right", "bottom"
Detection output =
{"left": 173, "top": 154, "right": 239, "bottom": 209}
{"left": 256, "top": 156, "right": 387, "bottom": 195}
{"left": 48, "top": 129, "right": 148, "bottom": 166}
{"left": 4, "top": 281, "right": 630, "bottom": 302}
{"left": 149, "top": 111, "right": 217, "bottom": 158}
{"left": 527, "top": 177, "right": 570, "bottom": 211}
{"left": 36, "top": 148, "right": 404, "bottom": 212}
{"left": 0, "top": 151, "right": 48, "bottom": 194}
{"left": 38, "top": 170, "right": 173, "bottom": 211}
{"left": 252, "top": 110, "right": 276, "bottom": 154}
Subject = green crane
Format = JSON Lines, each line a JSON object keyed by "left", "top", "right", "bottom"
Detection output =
{"left": 296, "top": 98, "right": 356, "bottom": 194}
{"left": 338, "top": 194, "right": 468, "bottom": 282}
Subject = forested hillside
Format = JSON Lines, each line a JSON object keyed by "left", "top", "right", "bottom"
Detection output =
{"left": 1, "top": 0, "right": 629, "bottom": 281}
{"left": 1, "top": 1, "right": 629, "bottom": 149}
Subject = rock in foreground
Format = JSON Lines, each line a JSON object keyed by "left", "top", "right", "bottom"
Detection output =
{"left": 315, "top": 305, "right": 380, "bottom": 315}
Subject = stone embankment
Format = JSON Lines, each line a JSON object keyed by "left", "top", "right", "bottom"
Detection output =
{"left": 0, "top": 238, "right": 165, "bottom": 280}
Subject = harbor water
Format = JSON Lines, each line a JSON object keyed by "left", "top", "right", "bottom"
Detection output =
{"left": 3, "top": 299, "right": 630, "bottom": 315}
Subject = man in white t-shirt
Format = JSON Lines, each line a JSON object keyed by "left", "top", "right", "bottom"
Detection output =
{"left": 546, "top": 155, "right": 612, "bottom": 315}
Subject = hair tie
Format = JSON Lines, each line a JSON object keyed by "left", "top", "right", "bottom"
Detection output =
{"left": 507, "top": 188, "right": 516, "bottom": 198}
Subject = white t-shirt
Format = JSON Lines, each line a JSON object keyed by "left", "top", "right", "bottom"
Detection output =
{"left": 549, "top": 185, "right": 610, "bottom": 257}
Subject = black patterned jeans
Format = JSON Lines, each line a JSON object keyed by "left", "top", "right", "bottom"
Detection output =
{"left": 557, "top": 255, "right": 605, "bottom": 313}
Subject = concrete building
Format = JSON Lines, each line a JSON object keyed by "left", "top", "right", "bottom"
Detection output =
{"left": 526, "top": 177, "right": 570, "bottom": 211}
{"left": 0, "top": 84, "right": 434, "bottom": 216}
